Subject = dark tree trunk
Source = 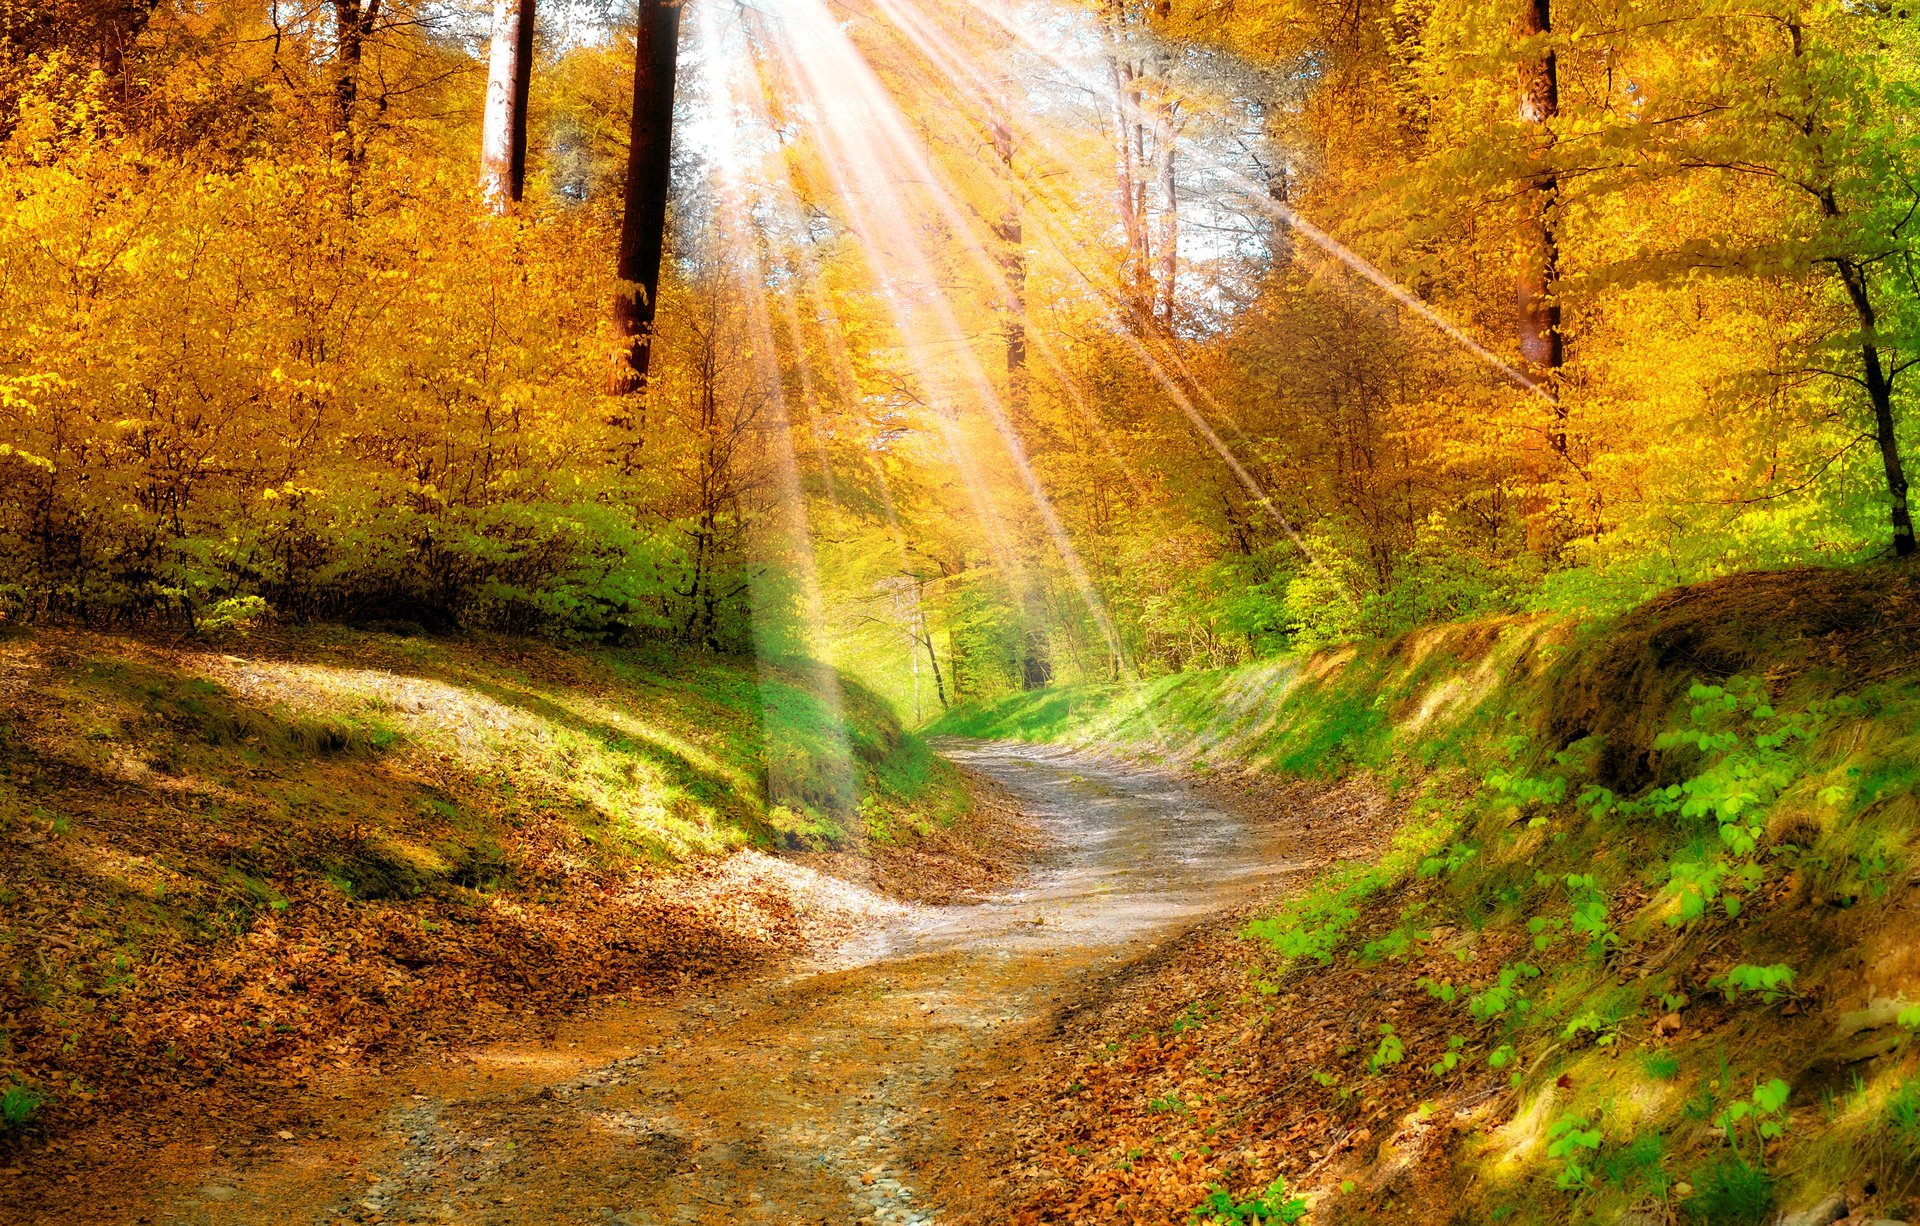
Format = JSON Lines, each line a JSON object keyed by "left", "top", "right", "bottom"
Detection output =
{"left": 989, "top": 99, "right": 1027, "bottom": 411}
{"left": 1265, "top": 158, "right": 1293, "bottom": 273}
{"left": 1514, "top": 0, "right": 1564, "bottom": 447}
{"left": 479, "top": 0, "right": 535, "bottom": 210}
{"left": 611, "top": 0, "right": 684, "bottom": 396}
{"left": 330, "top": 0, "right": 381, "bottom": 163}
{"left": 1837, "top": 258, "right": 1917, "bottom": 557}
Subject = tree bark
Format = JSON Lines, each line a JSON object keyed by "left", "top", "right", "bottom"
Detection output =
{"left": 989, "top": 95, "right": 1027, "bottom": 412}
{"left": 330, "top": 0, "right": 381, "bottom": 163}
{"left": 1150, "top": 3, "right": 1179, "bottom": 330}
{"left": 479, "top": 0, "right": 535, "bottom": 211}
{"left": 1514, "top": 0, "right": 1565, "bottom": 448}
{"left": 611, "top": 0, "right": 684, "bottom": 396}
{"left": 1266, "top": 158, "right": 1293, "bottom": 274}
{"left": 1104, "top": 3, "right": 1151, "bottom": 335}
{"left": 1152, "top": 88, "right": 1179, "bottom": 330}
{"left": 1836, "top": 258, "right": 1917, "bottom": 557}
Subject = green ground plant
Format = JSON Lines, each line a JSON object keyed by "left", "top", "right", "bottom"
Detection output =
{"left": 1190, "top": 1175, "right": 1310, "bottom": 1224}
{"left": 1, "top": 1082, "right": 42, "bottom": 1134}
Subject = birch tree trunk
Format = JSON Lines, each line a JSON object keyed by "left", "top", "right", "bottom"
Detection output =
{"left": 478, "top": 0, "right": 534, "bottom": 212}
{"left": 1151, "top": 86, "right": 1179, "bottom": 330}
{"left": 1104, "top": 3, "right": 1152, "bottom": 335}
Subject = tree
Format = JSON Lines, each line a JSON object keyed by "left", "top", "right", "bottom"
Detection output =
{"left": 1513, "top": 0, "right": 1564, "bottom": 451}
{"left": 1595, "top": 0, "right": 1919, "bottom": 556}
{"left": 479, "top": 0, "right": 535, "bottom": 211}
{"left": 330, "top": 0, "right": 382, "bottom": 164}
{"left": 611, "top": 0, "right": 684, "bottom": 396}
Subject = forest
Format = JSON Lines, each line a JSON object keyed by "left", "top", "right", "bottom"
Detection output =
{"left": 5, "top": 0, "right": 1914, "bottom": 699}
{"left": 2, "top": 0, "right": 1919, "bottom": 1220}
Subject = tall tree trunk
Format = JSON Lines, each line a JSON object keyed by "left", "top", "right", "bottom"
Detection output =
{"left": 330, "top": 0, "right": 380, "bottom": 164}
{"left": 1266, "top": 158, "right": 1293, "bottom": 274}
{"left": 1150, "top": 1, "right": 1179, "bottom": 330}
{"left": 989, "top": 94, "right": 1027, "bottom": 413}
{"left": 1514, "top": 0, "right": 1565, "bottom": 450}
{"left": 1152, "top": 88, "right": 1179, "bottom": 330}
{"left": 611, "top": 0, "right": 684, "bottom": 396}
{"left": 991, "top": 99, "right": 1050, "bottom": 690}
{"left": 1104, "top": 2, "right": 1151, "bottom": 335}
{"left": 1836, "top": 257, "right": 1917, "bottom": 557}
{"left": 911, "top": 584, "right": 949, "bottom": 709}
{"left": 478, "top": 0, "right": 535, "bottom": 211}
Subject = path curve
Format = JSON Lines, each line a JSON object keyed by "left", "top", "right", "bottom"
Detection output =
{"left": 113, "top": 741, "right": 1285, "bottom": 1225}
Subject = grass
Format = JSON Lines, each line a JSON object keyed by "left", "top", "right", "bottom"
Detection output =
{"left": 1, "top": 1083, "right": 42, "bottom": 1133}
{"left": 1685, "top": 1157, "right": 1773, "bottom": 1223}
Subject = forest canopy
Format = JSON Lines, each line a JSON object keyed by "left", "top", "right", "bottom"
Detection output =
{"left": 1, "top": 0, "right": 1915, "bottom": 717}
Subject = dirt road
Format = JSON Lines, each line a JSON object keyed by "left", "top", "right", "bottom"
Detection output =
{"left": 80, "top": 742, "right": 1290, "bottom": 1225}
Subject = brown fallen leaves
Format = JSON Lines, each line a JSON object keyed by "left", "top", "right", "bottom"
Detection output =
{"left": 924, "top": 770, "right": 1503, "bottom": 1225}
{"left": 0, "top": 628, "right": 1021, "bottom": 1169}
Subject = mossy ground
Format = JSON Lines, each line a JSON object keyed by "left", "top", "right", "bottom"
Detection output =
{"left": 930, "top": 564, "right": 1920, "bottom": 1223}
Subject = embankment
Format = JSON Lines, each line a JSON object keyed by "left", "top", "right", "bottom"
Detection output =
{"left": 0, "top": 626, "right": 1003, "bottom": 1150}
{"left": 929, "top": 565, "right": 1920, "bottom": 1224}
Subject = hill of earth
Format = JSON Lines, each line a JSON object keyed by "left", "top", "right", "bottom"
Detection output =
{"left": 927, "top": 564, "right": 1920, "bottom": 1225}
{"left": 0, "top": 627, "right": 1012, "bottom": 1155}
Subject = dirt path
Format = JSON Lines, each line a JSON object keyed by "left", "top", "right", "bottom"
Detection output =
{"left": 45, "top": 742, "right": 1293, "bottom": 1225}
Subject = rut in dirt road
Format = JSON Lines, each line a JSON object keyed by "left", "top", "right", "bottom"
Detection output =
{"left": 117, "top": 743, "right": 1291, "bottom": 1226}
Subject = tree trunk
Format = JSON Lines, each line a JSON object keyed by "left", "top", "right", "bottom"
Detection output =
{"left": 1104, "top": 3, "right": 1150, "bottom": 335}
{"left": 611, "top": 0, "right": 684, "bottom": 396}
{"left": 1150, "top": 3, "right": 1179, "bottom": 329}
{"left": 989, "top": 96, "right": 1027, "bottom": 412}
{"left": 1265, "top": 158, "right": 1293, "bottom": 274}
{"left": 914, "top": 595, "right": 949, "bottom": 709}
{"left": 1837, "top": 258, "right": 1917, "bottom": 557}
{"left": 330, "top": 0, "right": 380, "bottom": 163}
{"left": 1514, "top": 0, "right": 1564, "bottom": 447}
{"left": 1152, "top": 89, "right": 1179, "bottom": 330}
{"left": 479, "top": 0, "right": 535, "bottom": 211}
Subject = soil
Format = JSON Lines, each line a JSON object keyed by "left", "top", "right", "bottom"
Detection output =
{"left": 0, "top": 741, "right": 1314, "bottom": 1225}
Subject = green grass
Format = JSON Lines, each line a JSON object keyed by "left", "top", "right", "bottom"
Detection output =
{"left": 1, "top": 1083, "right": 42, "bottom": 1133}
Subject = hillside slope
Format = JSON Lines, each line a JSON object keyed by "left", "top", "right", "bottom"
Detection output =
{"left": 929, "top": 565, "right": 1920, "bottom": 1224}
{"left": 0, "top": 627, "right": 985, "bottom": 1146}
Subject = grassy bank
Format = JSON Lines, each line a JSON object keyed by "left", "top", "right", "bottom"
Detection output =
{"left": 930, "top": 565, "right": 1920, "bottom": 1223}
{"left": 0, "top": 626, "right": 968, "bottom": 1142}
